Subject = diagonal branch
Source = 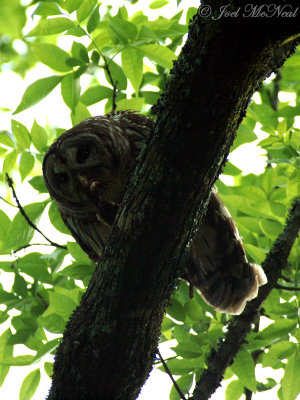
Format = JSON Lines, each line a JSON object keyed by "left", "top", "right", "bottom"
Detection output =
{"left": 191, "top": 197, "right": 300, "bottom": 400}
{"left": 158, "top": 350, "right": 187, "bottom": 400}
{"left": 47, "top": 3, "right": 300, "bottom": 399}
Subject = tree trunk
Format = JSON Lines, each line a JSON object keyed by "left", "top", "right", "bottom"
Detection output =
{"left": 48, "top": 2, "right": 300, "bottom": 399}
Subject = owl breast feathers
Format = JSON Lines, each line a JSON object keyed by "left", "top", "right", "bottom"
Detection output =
{"left": 43, "top": 111, "right": 266, "bottom": 314}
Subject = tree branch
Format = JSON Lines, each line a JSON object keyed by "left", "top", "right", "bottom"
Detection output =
{"left": 158, "top": 350, "right": 186, "bottom": 400}
{"left": 47, "top": 3, "right": 300, "bottom": 399}
{"left": 191, "top": 198, "right": 300, "bottom": 400}
{"left": 6, "top": 174, "right": 67, "bottom": 251}
{"left": 276, "top": 284, "right": 300, "bottom": 291}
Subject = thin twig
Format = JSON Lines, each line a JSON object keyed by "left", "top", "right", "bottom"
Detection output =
{"left": 280, "top": 274, "right": 295, "bottom": 283}
{"left": 13, "top": 243, "right": 65, "bottom": 253}
{"left": 276, "top": 284, "right": 300, "bottom": 291}
{"left": 102, "top": 55, "right": 117, "bottom": 112}
{"left": 157, "top": 349, "right": 187, "bottom": 400}
{"left": 154, "top": 355, "right": 177, "bottom": 365}
{"left": 85, "top": 29, "right": 118, "bottom": 112}
{"left": 6, "top": 174, "right": 67, "bottom": 250}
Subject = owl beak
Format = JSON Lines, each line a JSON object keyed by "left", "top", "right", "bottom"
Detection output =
{"left": 77, "top": 173, "right": 89, "bottom": 186}
{"left": 77, "top": 173, "right": 101, "bottom": 193}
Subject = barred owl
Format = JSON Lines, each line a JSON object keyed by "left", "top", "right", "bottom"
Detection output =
{"left": 43, "top": 111, "right": 266, "bottom": 314}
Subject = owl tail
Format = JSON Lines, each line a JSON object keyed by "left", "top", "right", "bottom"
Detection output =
{"left": 184, "top": 188, "right": 267, "bottom": 315}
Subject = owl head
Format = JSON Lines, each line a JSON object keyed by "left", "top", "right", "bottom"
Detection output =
{"left": 43, "top": 112, "right": 153, "bottom": 218}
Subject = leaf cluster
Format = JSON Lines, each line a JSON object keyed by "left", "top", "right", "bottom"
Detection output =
{"left": 0, "top": 1, "right": 299, "bottom": 400}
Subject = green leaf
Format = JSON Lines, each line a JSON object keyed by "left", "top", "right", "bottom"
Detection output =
{"left": 282, "top": 348, "right": 300, "bottom": 400}
{"left": 141, "top": 91, "right": 160, "bottom": 105}
{"left": 121, "top": 47, "right": 143, "bottom": 95}
{"left": 67, "top": 242, "right": 91, "bottom": 264}
{"left": 256, "top": 319, "right": 297, "bottom": 343}
{"left": 91, "top": 51, "right": 100, "bottom": 64}
{"left": 225, "top": 380, "right": 244, "bottom": 400}
{"left": 3, "top": 151, "right": 17, "bottom": 176}
{"left": 109, "top": 16, "right": 138, "bottom": 43}
{"left": 49, "top": 202, "right": 71, "bottom": 235}
{"left": 33, "top": 2, "right": 62, "bottom": 16}
{"left": 248, "top": 102, "right": 278, "bottom": 129}
{"left": 71, "top": 42, "right": 89, "bottom": 63}
{"left": 231, "top": 123, "right": 257, "bottom": 151}
{"left": 19, "top": 152, "right": 35, "bottom": 181}
{"left": 44, "top": 362, "right": 53, "bottom": 378}
{"left": 43, "top": 292, "right": 77, "bottom": 320}
{"left": 31, "top": 121, "right": 48, "bottom": 153}
{"left": 184, "top": 299, "right": 203, "bottom": 321}
{"left": 167, "top": 298, "right": 185, "bottom": 322}
{"left": 19, "top": 369, "right": 41, "bottom": 400}
{"left": 0, "top": 355, "right": 35, "bottom": 366}
{"left": 12, "top": 274, "right": 27, "bottom": 297}
{"left": 170, "top": 374, "right": 193, "bottom": 400}
{"left": 186, "top": 7, "right": 197, "bottom": 24}
{"left": 116, "top": 97, "right": 145, "bottom": 112}
{"left": 61, "top": 74, "right": 81, "bottom": 112}
{"left": 77, "top": 0, "right": 97, "bottom": 23}
{"left": 0, "top": 0, "right": 26, "bottom": 38}
{"left": 16, "top": 253, "right": 52, "bottom": 284}
{"left": 0, "top": 131, "right": 15, "bottom": 148}
{"left": 172, "top": 341, "right": 202, "bottom": 358}
{"left": 262, "top": 341, "right": 295, "bottom": 368}
{"left": 150, "top": 0, "right": 169, "bottom": 9}
{"left": 0, "top": 329, "right": 13, "bottom": 387}
{"left": 11, "top": 120, "right": 31, "bottom": 151}
{"left": 60, "top": 262, "right": 95, "bottom": 280}
{"left": 159, "top": 357, "right": 203, "bottom": 375}
{"left": 244, "top": 244, "right": 266, "bottom": 264}
{"left": 105, "top": 59, "right": 127, "bottom": 91}
{"left": 31, "top": 43, "right": 72, "bottom": 72}
{"left": 240, "top": 186, "right": 267, "bottom": 201}
{"left": 231, "top": 350, "right": 256, "bottom": 392}
{"left": 88, "top": 27, "right": 113, "bottom": 51}
{"left": 135, "top": 43, "right": 176, "bottom": 69}
{"left": 277, "top": 119, "right": 287, "bottom": 137}
{"left": 87, "top": 5, "right": 100, "bottom": 33}
{"left": 29, "top": 176, "right": 48, "bottom": 194}
{"left": 80, "top": 85, "right": 113, "bottom": 106}
{"left": 64, "top": 0, "right": 82, "bottom": 13}
{"left": 222, "top": 161, "right": 242, "bottom": 176}
{"left": 0, "top": 210, "right": 11, "bottom": 252}
{"left": 5, "top": 202, "right": 46, "bottom": 252}
{"left": 39, "top": 314, "right": 66, "bottom": 334}
{"left": 14, "top": 75, "right": 64, "bottom": 114}
{"left": 26, "top": 17, "right": 75, "bottom": 37}
{"left": 259, "top": 218, "right": 282, "bottom": 238}
{"left": 33, "top": 339, "right": 60, "bottom": 363}
{"left": 71, "top": 102, "right": 91, "bottom": 125}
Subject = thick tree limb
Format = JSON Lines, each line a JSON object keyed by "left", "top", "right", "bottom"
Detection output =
{"left": 48, "top": 2, "right": 300, "bottom": 400}
{"left": 191, "top": 198, "right": 300, "bottom": 400}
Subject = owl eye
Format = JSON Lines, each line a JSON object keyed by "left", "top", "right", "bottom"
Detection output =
{"left": 76, "top": 144, "right": 91, "bottom": 163}
{"left": 56, "top": 172, "right": 69, "bottom": 186}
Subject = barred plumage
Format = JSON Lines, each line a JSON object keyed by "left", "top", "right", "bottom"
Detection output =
{"left": 43, "top": 111, "right": 266, "bottom": 314}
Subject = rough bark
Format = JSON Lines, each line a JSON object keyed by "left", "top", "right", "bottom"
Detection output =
{"left": 48, "top": 2, "right": 300, "bottom": 400}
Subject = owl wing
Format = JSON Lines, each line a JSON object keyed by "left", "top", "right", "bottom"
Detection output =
{"left": 184, "top": 187, "right": 267, "bottom": 314}
{"left": 60, "top": 211, "right": 110, "bottom": 263}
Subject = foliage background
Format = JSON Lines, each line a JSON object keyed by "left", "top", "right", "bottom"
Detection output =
{"left": 0, "top": 1, "right": 299, "bottom": 399}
